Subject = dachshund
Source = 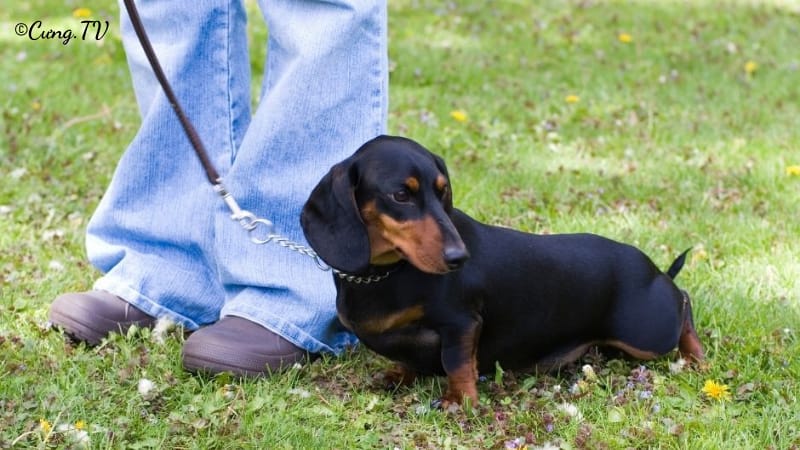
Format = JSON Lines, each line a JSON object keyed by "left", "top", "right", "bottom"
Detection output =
{"left": 301, "top": 135, "right": 704, "bottom": 407}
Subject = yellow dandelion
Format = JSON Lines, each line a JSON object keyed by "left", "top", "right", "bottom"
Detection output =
{"left": 786, "top": 165, "right": 800, "bottom": 176}
{"left": 450, "top": 110, "right": 468, "bottom": 123}
{"left": 618, "top": 32, "right": 633, "bottom": 43}
{"left": 565, "top": 94, "right": 580, "bottom": 104}
{"left": 691, "top": 248, "right": 708, "bottom": 264}
{"left": 73, "top": 7, "right": 92, "bottom": 18}
{"left": 701, "top": 380, "right": 731, "bottom": 401}
{"left": 744, "top": 61, "right": 758, "bottom": 75}
{"left": 31, "top": 100, "right": 42, "bottom": 111}
{"left": 75, "top": 420, "right": 86, "bottom": 430}
{"left": 39, "top": 419, "right": 52, "bottom": 433}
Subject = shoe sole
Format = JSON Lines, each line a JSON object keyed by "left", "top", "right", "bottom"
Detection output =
{"left": 182, "top": 337, "right": 314, "bottom": 377}
{"left": 50, "top": 308, "right": 110, "bottom": 345}
{"left": 182, "top": 341, "right": 306, "bottom": 377}
{"left": 50, "top": 300, "right": 155, "bottom": 346}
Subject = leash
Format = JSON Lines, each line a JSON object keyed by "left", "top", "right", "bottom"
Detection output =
{"left": 121, "top": 0, "right": 388, "bottom": 283}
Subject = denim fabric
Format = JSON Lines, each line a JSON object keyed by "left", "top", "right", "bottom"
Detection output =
{"left": 87, "top": 0, "right": 387, "bottom": 354}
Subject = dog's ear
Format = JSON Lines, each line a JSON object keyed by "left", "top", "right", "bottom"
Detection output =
{"left": 301, "top": 159, "right": 370, "bottom": 273}
{"left": 431, "top": 152, "right": 454, "bottom": 213}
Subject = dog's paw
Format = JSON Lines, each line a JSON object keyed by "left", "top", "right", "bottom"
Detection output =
{"left": 430, "top": 397, "right": 462, "bottom": 413}
{"left": 431, "top": 389, "right": 477, "bottom": 412}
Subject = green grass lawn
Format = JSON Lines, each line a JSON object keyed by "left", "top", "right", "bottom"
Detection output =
{"left": 2, "top": 0, "right": 799, "bottom": 448}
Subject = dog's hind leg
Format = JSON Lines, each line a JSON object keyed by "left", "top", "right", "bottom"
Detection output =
{"left": 677, "top": 292, "right": 704, "bottom": 362}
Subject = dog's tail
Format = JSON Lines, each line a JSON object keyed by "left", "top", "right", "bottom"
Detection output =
{"left": 666, "top": 247, "right": 692, "bottom": 279}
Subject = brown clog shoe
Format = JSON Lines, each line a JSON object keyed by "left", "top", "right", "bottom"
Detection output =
{"left": 49, "top": 290, "right": 156, "bottom": 345}
{"left": 182, "top": 316, "right": 312, "bottom": 376}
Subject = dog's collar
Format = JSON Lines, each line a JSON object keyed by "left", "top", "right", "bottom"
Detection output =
{"left": 333, "top": 263, "right": 403, "bottom": 285}
{"left": 335, "top": 269, "right": 393, "bottom": 284}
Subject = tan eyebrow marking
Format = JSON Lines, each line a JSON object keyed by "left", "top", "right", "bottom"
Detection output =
{"left": 405, "top": 177, "right": 420, "bottom": 193}
{"left": 435, "top": 174, "right": 448, "bottom": 192}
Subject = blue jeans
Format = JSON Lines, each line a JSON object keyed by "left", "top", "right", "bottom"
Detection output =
{"left": 86, "top": 0, "right": 387, "bottom": 354}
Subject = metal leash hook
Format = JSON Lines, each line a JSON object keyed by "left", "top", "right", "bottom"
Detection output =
{"left": 212, "top": 181, "right": 332, "bottom": 272}
{"left": 215, "top": 180, "right": 388, "bottom": 280}
{"left": 213, "top": 183, "right": 264, "bottom": 230}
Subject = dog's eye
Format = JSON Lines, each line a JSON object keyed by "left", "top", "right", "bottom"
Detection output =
{"left": 391, "top": 190, "right": 411, "bottom": 203}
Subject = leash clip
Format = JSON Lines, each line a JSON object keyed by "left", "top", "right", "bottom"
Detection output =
{"left": 213, "top": 182, "right": 274, "bottom": 234}
{"left": 212, "top": 181, "right": 334, "bottom": 269}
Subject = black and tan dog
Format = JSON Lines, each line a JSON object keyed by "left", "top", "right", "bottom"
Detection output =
{"left": 301, "top": 135, "right": 704, "bottom": 407}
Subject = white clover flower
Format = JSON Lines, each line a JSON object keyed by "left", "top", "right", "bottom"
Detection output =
{"left": 54, "top": 422, "right": 90, "bottom": 448}
{"left": 669, "top": 358, "right": 687, "bottom": 374}
{"left": 42, "top": 229, "right": 65, "bottom": 241}
{"left": 287, "top": 388, "right": 310, "bottom": 398}
{"left": 531, "top": 441, "right": 561, "bottom": 450}
{"left": 581, "top": 364, "right": 597, "bottom": 381}
{"left": 558, "top": 402, "right": 583, "bottom": 420}
{"left": 10, "top": 168, "right": 27, "bottom": 179}
{"left": 151, "top": 317, "right": 176, "bottom": 344}
{"left": 138, "top": 378, "right": 156, "bottom": 399}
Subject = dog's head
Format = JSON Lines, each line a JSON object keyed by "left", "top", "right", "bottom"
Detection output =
{"left": 301, "top": 135, "right": 469, "bottom": 274}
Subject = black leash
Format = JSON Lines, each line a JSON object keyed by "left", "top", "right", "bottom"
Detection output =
{"left": 119, "top": 0, "right": 389, "bottom": 284}
{"left": 122, "top": 0, "right": 272, "bottom": 239}
{"left": 120, "top": 0, "right": 313, "bottom": 255}
{"left": 122, "top": 0, "right": 220, "bottom": 185}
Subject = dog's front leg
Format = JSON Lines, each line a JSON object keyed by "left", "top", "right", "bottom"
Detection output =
{"left": 437, "top": 318, "right": 482, "bottom": 408}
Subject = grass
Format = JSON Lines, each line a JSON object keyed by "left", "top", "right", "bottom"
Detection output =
{"left": 1, "top": 0, "right": 799, "bottom": 448}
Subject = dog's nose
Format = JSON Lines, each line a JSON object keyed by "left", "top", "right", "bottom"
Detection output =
{"left": 443, "top": 245, "right": 470, "bottom": 270}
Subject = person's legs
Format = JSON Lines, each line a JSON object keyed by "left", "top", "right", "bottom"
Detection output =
{"left": 183, "top": 0, "right": 388, "bottom": 366}
{"left": 51, "top": 0, "right": 389, "bottom": 375}
{"left": 51, "top": 0, "right": 251, "bottom": 332}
